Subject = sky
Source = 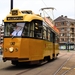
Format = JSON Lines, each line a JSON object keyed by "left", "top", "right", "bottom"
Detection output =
{"left": 0, "top": 0, "right": 75, "bottom": 24}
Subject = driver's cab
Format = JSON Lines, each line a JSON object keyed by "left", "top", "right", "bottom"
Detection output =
{"left": 4, "top": 20, "right": 43, "bottom": 38}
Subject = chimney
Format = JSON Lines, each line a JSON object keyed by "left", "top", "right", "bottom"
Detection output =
{"left": 65, "top": 16, "right": 67, "bottom": 18}
{"left": 61, "top": 15, "right": 63, "bottom": 17}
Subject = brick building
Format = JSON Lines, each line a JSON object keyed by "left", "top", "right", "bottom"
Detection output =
{"left": 54, "top": 15, "right": 75, "bottom": 50}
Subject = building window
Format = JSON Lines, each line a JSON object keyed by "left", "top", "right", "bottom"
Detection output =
{"left": 67, "top": 28, "right": 70, "bottom": 32}
{"left": 55, "top": 23, "right": 58, "bottom": 26}
{"left": 67, "top": 22, "right": 70, "bottom": 26}
{"left": 61, "top": 22, "right": 64, "bottom": 25}
{"left": 61, "top": 28, "right": 64, "bottom": 31}
{"left": 71, "top": 28, "right": 74, "bottom": 32}
{"left": 67, "top": 33, "right": 70, "bottom": 37}
{"left": 71, "top": 38, "right": 74, "bottom": 42}
{"left": 60, "top": 33, "right": 65, "bottom": 36}
{"left": 61, "top": 38, "right": 64, "bottom": 41}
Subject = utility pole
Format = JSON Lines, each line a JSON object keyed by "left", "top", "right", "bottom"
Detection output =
{"left": 10, "top": 0, "right": 13, "bottom": 11}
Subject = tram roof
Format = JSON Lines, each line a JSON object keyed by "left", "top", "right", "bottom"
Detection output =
{"left": 4, "top": 9, "right": 43, "bottom": 22}
{"left": 3, "top": 9, "right": 59, "bottom": 34}
{"left": 44, "top": 17, "right": 59, "bottom": 34}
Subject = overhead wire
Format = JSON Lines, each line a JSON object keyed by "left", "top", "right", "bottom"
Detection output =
{"left": 41, "top": 0, "right": 51, "bottom": 17}
{"left": 41, "top": 0, "right": 47, "bottom": 7}
{"left": 41, "top": 0, "right": 55, "bottom": 22}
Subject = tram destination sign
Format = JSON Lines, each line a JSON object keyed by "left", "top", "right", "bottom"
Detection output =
{"left": 7, "top": 16, "right": 23, "bottom": 20}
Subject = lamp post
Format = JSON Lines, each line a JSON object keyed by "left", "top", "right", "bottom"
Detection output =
{"left": 67, "top": 21, "right": 70, "bottom": 52}
{"left": 68, "top": 34, "right": 70, "bottom": 51}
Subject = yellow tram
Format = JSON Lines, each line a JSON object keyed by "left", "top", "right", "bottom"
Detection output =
{"left": 3, "top": 9, "right": 59, "bottom": 65}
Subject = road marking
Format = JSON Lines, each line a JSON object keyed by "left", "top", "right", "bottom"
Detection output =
{"left": 62, "top": 67, "right": 71, "bottom": 70}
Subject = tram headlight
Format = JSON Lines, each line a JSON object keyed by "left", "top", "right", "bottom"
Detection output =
{"left": 9, "top": 47, "right": 14, "bottom": 53}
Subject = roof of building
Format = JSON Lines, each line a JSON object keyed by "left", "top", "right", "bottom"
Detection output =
{"left": 54, "top": 15, "right": 75, "bottom": 22}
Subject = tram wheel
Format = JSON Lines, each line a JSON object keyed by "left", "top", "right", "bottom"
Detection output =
{"left": 47, "top": 57, "right": 51, "bottom": 62}
{"left": 11, "top": 60, "right": 18, "bottom": 66}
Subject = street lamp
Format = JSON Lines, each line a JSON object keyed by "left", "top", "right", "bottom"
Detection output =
{"left": 67, "top": 21, "right": 70, "bottom": 51}
{"left": 68, "top": 33, "right": 70, "bottom": 51}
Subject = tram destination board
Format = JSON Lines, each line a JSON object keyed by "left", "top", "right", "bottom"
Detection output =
{"left": 7, "top": 16, "right": 23, "bottom": 20}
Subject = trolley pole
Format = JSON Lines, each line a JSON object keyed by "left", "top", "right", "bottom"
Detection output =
{"left": 10, "top": 0, "right": 13, "bottom": 11}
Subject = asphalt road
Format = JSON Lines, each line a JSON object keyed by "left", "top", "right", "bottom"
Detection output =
{"left": 0, "top": 55, "right": 2, "bottom": 60}
{"left": 0, "top": 50, "right": 75, "bottom": 75}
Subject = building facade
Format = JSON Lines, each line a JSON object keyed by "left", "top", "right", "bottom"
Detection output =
{"left": 0, "top": 24, "right": 4, "bottom": 44}
{"left": 54, "top": 15, "right": 75, "bottom": 50}
{"left": 0, "top": 24, "right": 4, "bottom": 54}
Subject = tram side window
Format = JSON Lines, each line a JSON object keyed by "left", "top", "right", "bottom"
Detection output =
{"left": 43, "top": 26, "right": 47, "bottom": 39}
{"left": 30, "top": 21, "right": 34, "bottom": 37}
{"left": 55, "top": 35, "right": 59, "bottom": 43}
{"left": 43, "top": 26, "right": 51, "bottom": 40}
{"left": 53, "top": 33, "right": 55, "bottom": 43}
{"left": 43, "top": 27, "right": 50, "bottom": 41}
{"left": 23, "top": 22, "right": 30, "bottom": 36}
{"left": 5, "top": 24, "right": 8, "bottom": 36}
{"left": 48, "top": 29, "right": 50, "bottom": 41}
{"left": 34, "top": 20, "right": 42, "bottom": 38}
{"left": 46, "top": 27, "right": 48, "bottom": 40}
{"left": 50, "top": 31, "right": 53, "bottom": 42}
{"left": 5, "top": 23, "right": 13, "bottom": 36}
{"left": 51, "top": 32, "right": 55, "bottom": 43}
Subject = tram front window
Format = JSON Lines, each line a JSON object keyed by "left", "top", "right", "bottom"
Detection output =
{"left": 4, "top": 23, "right": 25, "bottom": 36}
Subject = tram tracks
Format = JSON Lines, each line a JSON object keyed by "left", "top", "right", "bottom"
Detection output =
{"left": 15, "top": 61, "right": 48, "bottom": 75}
{"left": 58, "top": 53, "right": 67, "bottom": 58}
{"left": 16, "top": 69, "right": 32, "bottom": 75}
{"left": 60, "top": 66, "right": 75, "bottom": 75}
{"left": 15, "top": 52, "right": 68, "bottom": 75}
{"left": 1, "top": 51, "right": 73, "bottom": 75}
{"left": 53, "top": 53, "right": 75, "bottom": 75}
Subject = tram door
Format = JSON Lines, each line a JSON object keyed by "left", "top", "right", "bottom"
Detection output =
{"left": 51, "top": 31, "right": 56, "bottom": 58}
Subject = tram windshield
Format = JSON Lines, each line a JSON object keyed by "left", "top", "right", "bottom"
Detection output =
{"left": 4, "top": 23, "right": 25, "bottom": 36}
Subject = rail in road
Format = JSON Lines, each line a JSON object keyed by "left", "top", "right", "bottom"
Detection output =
{"left": 53, "top": 51, "right": 75, "bottom": 75}
{"left": 0, "top": 50, "right": 75, "bottom": 75}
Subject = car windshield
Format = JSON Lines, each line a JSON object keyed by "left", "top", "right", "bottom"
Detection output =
{"left": 4, "top": 23, "right": 25, "bottom": 36}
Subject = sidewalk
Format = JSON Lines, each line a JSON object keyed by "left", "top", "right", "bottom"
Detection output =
{"left": 0, "top": 55, "right": 3, "bottom": 58}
